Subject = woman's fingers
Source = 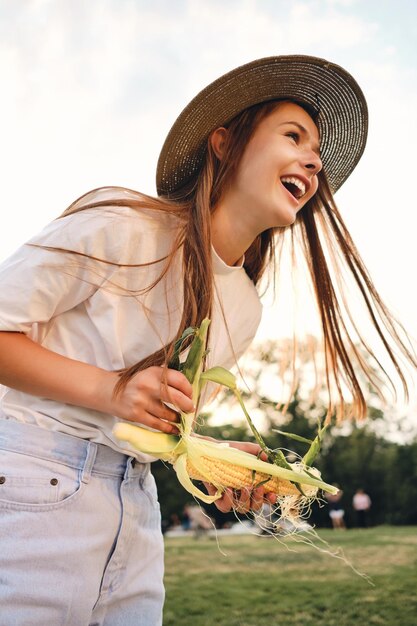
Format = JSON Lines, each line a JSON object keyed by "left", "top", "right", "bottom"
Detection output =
{"left": 146, "top": 414, "right": 180, "bottom": 435}
{"left": 113, "top": 366, "right": 196, "bottom": 431}
{"left": 160, "top": 368, "right": 195, "bottom": 414}
{"left": 145, "top": 398, "right": 180, "bottom": 422}
{"left": 164, "top": 368, "right": 194, "bottom": 400}
{"left": 234, "top": 488, "right": 252, "bottom": 513}
{"left": 204, "top": 482, "right": 273, "bottom": 514}
{"left": 265, "top": 491, "right": 277, "bottom": 505}
{"left": 159, "top": 384, "right": 195, "bottom": 414}
{"left": 130, "top": 411, "right": 180, "bottom": 435}
{"left": 250, "top": 486, "right": 266, "bottom": 512}
{"left": 203, "top": 483, "right": 235, "bottom": 513}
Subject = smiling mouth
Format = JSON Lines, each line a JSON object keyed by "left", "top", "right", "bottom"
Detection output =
{"left": 280, "top": 177, "right": 306, "bottom": 200}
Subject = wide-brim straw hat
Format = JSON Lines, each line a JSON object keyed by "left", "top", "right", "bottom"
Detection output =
{"left": 156, "top": 55, "right": 368, "bottom": 197}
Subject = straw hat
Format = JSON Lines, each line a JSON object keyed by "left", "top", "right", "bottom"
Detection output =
{"left": 156, "top": 55, "right": 368, "bottom": 197}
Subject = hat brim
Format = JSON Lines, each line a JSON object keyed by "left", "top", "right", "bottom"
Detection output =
{"left": 156, "top": 55, "right": 368, "bottom": 197}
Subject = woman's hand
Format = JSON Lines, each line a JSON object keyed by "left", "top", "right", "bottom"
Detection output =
{"left": 203, "top": 440, "right": 277, "bottom": 513}
{"left": 108, "top": 366, "right": 194, "bottom": 434}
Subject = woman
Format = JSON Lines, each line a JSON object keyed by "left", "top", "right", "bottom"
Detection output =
{"left": 0, "top": 55, "right": 414, "bottom": 625}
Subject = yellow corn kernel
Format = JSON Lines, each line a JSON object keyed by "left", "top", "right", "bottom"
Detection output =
{"left": 186, "top": 456, "right": 300, "bottom": 496}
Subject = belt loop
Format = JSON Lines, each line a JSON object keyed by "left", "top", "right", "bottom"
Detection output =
{"left": 81, "top": 442, "right": 97, "bottom": 484}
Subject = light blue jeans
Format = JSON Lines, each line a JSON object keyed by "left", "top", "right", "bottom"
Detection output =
{"left": 0, "top": 418, "right": 165, "bottom": 626}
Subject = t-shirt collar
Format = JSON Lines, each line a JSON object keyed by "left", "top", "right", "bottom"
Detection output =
{"left": 211, "top": 245, "right": 245, "bottom": 274}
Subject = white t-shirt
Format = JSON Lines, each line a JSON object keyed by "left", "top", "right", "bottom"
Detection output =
{"left": 0, "top": 199, "right": 262, "bottom": 459}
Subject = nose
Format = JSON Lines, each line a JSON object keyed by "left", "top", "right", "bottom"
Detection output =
{"left": 302, "top": 150, "right": 322, "bottom": 175}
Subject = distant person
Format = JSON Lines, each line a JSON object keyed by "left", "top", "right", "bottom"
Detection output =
{"left": 181, "top": 506, "right": 191, "bottom": 531}
{"left": 326, "top": 484, "right": 346, "bottom": 530}
{"left": 169, "top": 513, "right": 181, "bottom": 529}
{"left": 352, "top": 488, "right": 372, "bottom": 528}
{"left": 184, "top": 503, "right": 213, "bottom": 538}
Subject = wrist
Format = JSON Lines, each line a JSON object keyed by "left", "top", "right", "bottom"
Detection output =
{"left": 86, "top": 369, "right": 120, "bottom": 415}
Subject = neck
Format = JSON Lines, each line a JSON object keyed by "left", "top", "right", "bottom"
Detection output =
{"left": 211, "top": 214, "right": 253, "bottom": 266}
{"left": 210, "top": 197, "right": 260, "bottom": 267}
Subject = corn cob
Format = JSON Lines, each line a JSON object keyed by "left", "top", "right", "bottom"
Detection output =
{"left": 186, "top": 456, "right": 300, "bottom": 496}
{"left": 113, "top": 420, "right": 336, "bottom": 504}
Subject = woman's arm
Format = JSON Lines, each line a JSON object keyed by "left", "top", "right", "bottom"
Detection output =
{"left": 0, "top": 331, "right": 193, "bottom": 433}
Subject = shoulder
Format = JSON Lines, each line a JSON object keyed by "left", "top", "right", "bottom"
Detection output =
{"left": 27, "top": 203, "right": 180, "bottom": 265}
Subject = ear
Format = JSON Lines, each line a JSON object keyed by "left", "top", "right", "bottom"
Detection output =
{"left": 209, "top": 127, "right": 228, "bottom": 160}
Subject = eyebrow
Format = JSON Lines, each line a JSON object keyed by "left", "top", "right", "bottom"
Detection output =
{"left": 279, "top": 121, "right": 321, "bottom": 155}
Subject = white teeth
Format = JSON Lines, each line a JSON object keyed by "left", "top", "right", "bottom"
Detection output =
{"left": 281, "top": 176, "right": 306, "bottom": 197}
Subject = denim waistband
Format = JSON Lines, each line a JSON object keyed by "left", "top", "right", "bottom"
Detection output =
{"left": 0, "top": 418, "right": 147, "bottom": 481}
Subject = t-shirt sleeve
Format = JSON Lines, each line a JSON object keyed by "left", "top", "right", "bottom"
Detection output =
{"left": 0, "top": 209, "right": 137, "bottom": 333}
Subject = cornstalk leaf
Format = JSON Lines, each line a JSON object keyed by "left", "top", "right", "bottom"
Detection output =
{"left": 253, "top": 477, "right": 272, "bottom": 489}
{"left": 272, "top": 429, "right": 314, "bottom": 445}
{"left": 200, "top": 366, "right": 237, "bottom": 390}
{"left": 233, "top": 389, "right": 278, "bottom": 464}
{"left": 269, "top": 448, "right": 295, "bottom": 471}
{"left": 169, "top": 354, "right": 181, "bottom": 371}
{"left": 168, "top": 326, "right": 198, "bottom": 371}
{"left": 182, "top": 319, "right": 210, "bottom": 384}
{"left": 303, "top": 424, "right": 328, "bottom": 466}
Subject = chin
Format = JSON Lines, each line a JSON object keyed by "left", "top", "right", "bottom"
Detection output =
{"left": 274, "top": 211, "right": 298, "bottom": 228}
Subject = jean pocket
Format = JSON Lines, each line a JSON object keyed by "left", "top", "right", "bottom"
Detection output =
{"left": 141, "top": 471, "right": 161, "bottom": 511}
{"left": 0, "top": 449, "right": 82, "bottom": 508}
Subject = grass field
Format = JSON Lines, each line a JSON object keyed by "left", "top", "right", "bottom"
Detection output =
{"left": 163, "top": 525, "right": 417, "bottom": 626}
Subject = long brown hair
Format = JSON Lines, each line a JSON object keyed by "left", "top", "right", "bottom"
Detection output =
{"left": 60, "top": 100, "right": 416, "bottom": 419}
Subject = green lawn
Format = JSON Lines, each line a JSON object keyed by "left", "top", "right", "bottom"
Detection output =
{"left": 163, "top": 526, "right": 417, "bottom": 626}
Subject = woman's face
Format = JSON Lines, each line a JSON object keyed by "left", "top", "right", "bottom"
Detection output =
{"left": 218, "top": 102, "right": 322, "bottom": 233}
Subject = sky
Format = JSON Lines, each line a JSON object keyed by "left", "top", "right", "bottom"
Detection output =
{"left": 1, "top": 0, "right": 416, "bottom": 355}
